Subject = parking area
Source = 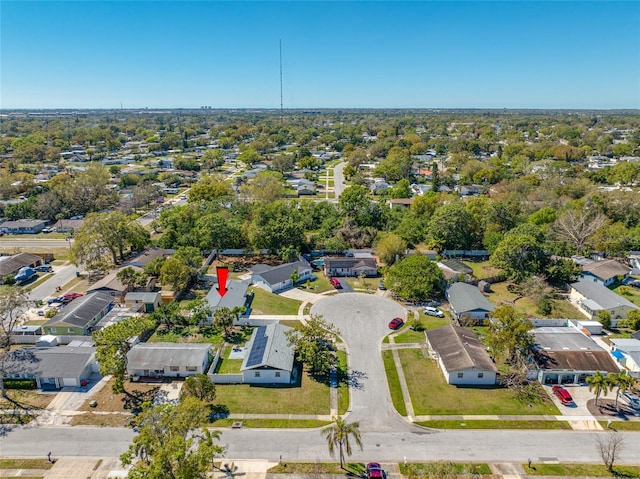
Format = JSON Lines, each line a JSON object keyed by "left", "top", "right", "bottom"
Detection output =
{"left": 542, "top": 383, "right": 615, "bottom": 416}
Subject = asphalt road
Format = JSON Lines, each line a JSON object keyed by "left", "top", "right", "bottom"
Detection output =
{"left": 29, "top": 263, "right": 80, "bottom": 301}
{"left": 4, "top": 426, "right": 640, "bottom": 465}
{"left": 311, "top": 293, "right": 411, "bottom": 432}
{"left": 336, "top": 278, "right": 353, "bottom": 293}
{"left": 0, "top": 238, "right": 73, "bottom": 250}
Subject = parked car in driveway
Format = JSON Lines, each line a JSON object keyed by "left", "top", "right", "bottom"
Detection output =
{"left": 47, "top": 296, "right": 62, "bottom": 305}
{"left": 378, "top": 281, "right": 386, "bottom": 290}
{"left": 424, "top": 306, "right": 445, "bottom": 318}
{"left": 36, "top": 264, "right": 53, "bottom": 273}
{"left": 61, "top": 292, "right": 83, "bottom": 304}
{"left": 329, "top": 278, "right": 342, "bottom": 289}
{"left": 388, "top": 317, "right": 403, "bottom": 330}
{"left": 552, "top": 385, "right": 574, "bottom": 405}
{"left": 366, "top": 462, "right": 383, "bottom": 479}
{"left": 621, "top": 391, "right": 640, "bottom": 410}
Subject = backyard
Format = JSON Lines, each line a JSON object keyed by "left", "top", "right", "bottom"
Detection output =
{"left": 485, "top": 282, "right": 583, "bottom": 318}
{"left": 398, "top": 349, "right": 560, "bottom": 416}
{"left": 610, "top": 283, "right": 640, "bottom": 307}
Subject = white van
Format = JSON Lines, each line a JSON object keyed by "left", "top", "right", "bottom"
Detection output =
{"left": 621, "top": 391, "right": 640, "bottom": 410}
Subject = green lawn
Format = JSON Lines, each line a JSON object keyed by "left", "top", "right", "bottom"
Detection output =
{"left": 462, "top": 260, "right": 502, "bottom": 279}
{"left": 0, "top": 459, "right": 53, "bottom": 470}
{"left": 250, "top": 288, "right": 302, "bottom": 315}
{"left": 336, "top": 350, "right": 349, "bottom": 415}
{"left": 297, "top": 275, "right": 333, "bottom": 293}
{"left": 394, "top": 329, "right": 427, "bottom": 344}
{"left": 486, "top": 282, "right": 582, "bottom": 318}
{"left": 269, "top": 462, "right": 365, "bottom": 475}
{"left": 398, "top": 349, "right": 560, "bottom": 416}
{"left": 611, "top": 284, "right": 640, "bottom": 307}
{"left": 524, "top": 463, "right": 640, "bottom": 477}
{"left": 214, "top": 344, "right": 244, "bottom": 374}
{"left": 599, "top": 421, "right": 640, "bottom": 431}
{"left": 214, "top": 369, "right": 330, "bottom": 415}
{"left": 382, "top": 350, "right": 407, "bottom": 416}
{"left": 400, "top": 463, "right": 492, "bottom": 476}
{"left": 210, "top": 418, "right": 330, "bottom": 428}
{"left": 148, "top": 325, "right": 224, "bottom": 344}
{"left": 417, "top": 419, "right": 571, "bottom": 429}
{"left": 417, "top": 310, "right": 451, "bottom": 329}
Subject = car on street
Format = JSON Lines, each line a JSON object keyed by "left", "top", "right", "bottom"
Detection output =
{"left": 424, "top": 306, "right": 445, "bottom": 318}
{"left": 366, "top": 462, "right": 383, "bottom": 478}
{"left": 552, "top": 385, "right": 574, "bottom": 405}
{"left": 378, "top": 281, "right": 386, "bottom": 290}
{"left": 388, "top": 317, "right": 403, "bottom": 330}
{"left": 629, "top": 280, "right": 640, "bottom": 289}
{"left": 36, "top": 264, "right": 53, "bottom": 273}
{"left": 329, "top": 278, "right": 342, "bottom": 289}
{"left": 47, "top": 296, "right": 62, "bottom": 305}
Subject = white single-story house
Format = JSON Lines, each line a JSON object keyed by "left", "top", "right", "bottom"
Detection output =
{"left": 425, "top": 324, "right": 497, "bottom": 385}
{"left": 124, "top": 292, "right": 162, "bottom": 313}
{"left": 446, "top": 282, "right": 495, "bottom": 323}
{"left": 1, "top": 219, "right": 47, "bottom": 234}
{"left": 240, "top": 322, "right": 295, "bottom": 384}
{"left": 250, "top": 259, "right": 312, "bottom": 293}
{"left": 569, "top": 278, "right": 639, "bottom": 326}
{"left": 582, "top": 259, "right": 631, "bottom": 286}
{"left": 126, "top": 343, "right": 212, "bottom": 379}
{"left": 324, "top": 257, "right": 377, "bottom": 277}
{"left": 3, "top": 346, "right": 97, "bottom": 389}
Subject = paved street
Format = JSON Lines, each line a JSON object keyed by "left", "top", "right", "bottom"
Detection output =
{"left": 4, "top": 426, "right": 640, "bottom": 465}
{"left": 0, "top": 238, "right": 73, "bottom": 250}
{"left": 311, "top": 293, "right": 412, "bottom": 432}
{"left": 333, "top": 161, "right": 346, "bottom": 198}
{"left": 29, "top": 263, "right": 80, "bottom": 301}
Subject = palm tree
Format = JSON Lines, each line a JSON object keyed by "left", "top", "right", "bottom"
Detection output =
{"left": 613, "top": 370, "right": 636, "bottom": 409}
{"left": 587, "top": 371, "right": 610, "bottom": 406}
{"left": 321, "top": 416, "right": 363, "bottom": 470}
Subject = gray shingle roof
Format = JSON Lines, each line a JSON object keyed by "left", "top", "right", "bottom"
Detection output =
{"left": 127, "top": 343, "right": 211, "bottom": 370}
{"left": 426, "top": 325, "right": 497, "bottom": 373}
{"left": 241, "top": 323, "right": 294, "bottom": 372}
{"left": 3, "top": 346, "right": 95, "bottom": 379}
{"left": 251, "top": 260, "right": 311, "bottom": 286}
{"left": 125, "top": 292, "right": 161, "bottom": 303}
{"left": 44, "top": 292, "right": 114, "bottom": 328}
{"left": 571, "top": 278, "right": 639, "bottom": 311}
{"left": 582, "top": 260, "right": 630, "bottom": 281}
{"left": 325, "top": 257, "right": 377, "bottom": 270}
{"left": 0, "top": 253, "right": 42, "bottom": 276}
{"left": 446, "top": 283, "right": 495, "bottom": 314}
{"left": 205, "top": 279, "right": 249, "bottom": 311}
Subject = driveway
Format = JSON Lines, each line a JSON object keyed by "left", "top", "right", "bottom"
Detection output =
{"left": 336, "top": 278, "right": 353, "bottom": 293}
{"left": 311, "top": 293, "right": 422, "bottom": 433}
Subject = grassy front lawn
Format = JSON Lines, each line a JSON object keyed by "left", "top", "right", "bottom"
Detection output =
{"left": 382, "top": 350, "right": 407, "bottom": 416}
{"left": 0, "top": 390, "right": 54, "bottom": 410}
{"left": 416, "top": 310, "right": 450, "bottom": 330}
{"left": 336, "top": 350, "right": 349, "bottom": 415}
{"left": 69, "top": 412, "right": 132, "bottom": 427}
{"left": 400, "top": 463, "right": 492, "bottom": 476}
{"left": 297, "top": 275, "right": 333, "bottom": 293}
{"left": 394, "top": 329, "right": 426, "bottom": 344}
{"left": 417, "top": 419, "right": 571, "bottom": 429}
{"left": 250, "top": 288, "right": 302, "bottom": 315}
{"left": 210, "top": 418, "right": 330, "bottom": 428}
{"left": 214, "top": 369, "right": 330, "bottom": 415}
{"left": 398, "top": 349, "right": 559, "bottom": 415}
{"left": 599, "top": 421, "right": 640, "bottom": 431}
{"left": 269, "top": 462, "right": 365, "bottom": 475}
{"left": 0, "top": 459, "right": 53, "bottom": 470}
{"left": 524, "top": 463, "right": 640, "bottom": 477}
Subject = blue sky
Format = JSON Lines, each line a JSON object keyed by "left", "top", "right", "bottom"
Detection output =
{"left": 1, "top": 1, "right": 639, "bottom": 109}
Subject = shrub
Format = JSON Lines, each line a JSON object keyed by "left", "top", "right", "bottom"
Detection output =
{"left": 537, "top": 297, "right": 552, "bottom": 316}
{"left": 409, "top": 318, "right": 426, "bottom": 331}
{"left": 3, "top": 379, "right": 37, "bottom": 390}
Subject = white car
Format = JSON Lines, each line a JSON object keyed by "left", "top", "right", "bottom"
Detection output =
{"left": 424, "top": 306, "right": 445, "bottom": 318}
{"left": 621, "top": 391, "right": 640, "bottom": 410}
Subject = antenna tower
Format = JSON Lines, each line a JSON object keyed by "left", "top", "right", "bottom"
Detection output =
{"left": 279, "top": 39, "right": 284, "bottom": 123}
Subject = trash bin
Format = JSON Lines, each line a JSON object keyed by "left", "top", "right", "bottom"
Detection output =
{"left": 75, "top": 272, "right": 80, "bottom": 278}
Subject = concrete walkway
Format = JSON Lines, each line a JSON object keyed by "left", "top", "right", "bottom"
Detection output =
{"left": 278, "top": 288, "right": 323, "bottom": 304}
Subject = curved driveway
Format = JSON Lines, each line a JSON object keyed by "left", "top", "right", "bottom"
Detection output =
{"left": 311, "top": 293, "right": 423, "bottom": 433}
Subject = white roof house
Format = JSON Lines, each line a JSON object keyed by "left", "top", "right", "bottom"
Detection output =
{"left": 241, "top": 323, "right": 295, "bottom": 384}
{"left": 126, "top": 343, "right": 212, "bottom": 378}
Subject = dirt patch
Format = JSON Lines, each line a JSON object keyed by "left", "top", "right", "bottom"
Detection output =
{"left": 69, "top": 412, "right": 132, "bottom": 427}
{"left": 210, "top": 255, "right": 285, "bottom": 273}
{"left": 78, "top": 378, "right": 160, "bottom": 413}
{"left": 0, "top": 390, "right": 55, "bottom": 410}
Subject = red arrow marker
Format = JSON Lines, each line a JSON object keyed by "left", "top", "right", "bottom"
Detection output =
{"left": 216, "top": 266, "right": 229, "bottom": 298}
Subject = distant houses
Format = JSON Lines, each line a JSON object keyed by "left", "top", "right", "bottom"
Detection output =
{"left": 1, "top": 219, "right": 47, "bottom": 234}
{"left": 0, "top": 253, "right": 44, "bottom": 282}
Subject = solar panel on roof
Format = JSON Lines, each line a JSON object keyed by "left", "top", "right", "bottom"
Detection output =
{"left": 246, "top": 326, "right": 268, "bottom": 367}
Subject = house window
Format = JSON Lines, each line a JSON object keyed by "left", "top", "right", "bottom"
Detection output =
{"left": 50, "top": 328, "right": 57, "bottom": 333}
{"left": 254, "top": 371, "right": 261, "bottom": 377}
{"left": 186, "top": 366, "right": 197, "bottom": 372}
{"left": 478, "top": 373, "right": 484, "bottom": 378}
{"left": 275, "top": 371, "right": 281, "bottom": 377}
{"left": 457, "top": 372, "right": 464, "bottom": 378}
{"left": 170, "top": 366, "right": 179, "bottom": 372}
{"left": 68, "top": 328, "right": 74, "bottom": 333}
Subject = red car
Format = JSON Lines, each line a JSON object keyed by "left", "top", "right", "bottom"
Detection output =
{"left": 329, "top": 278, "right": 342, "bottom": 289}
{"left": 388, "top": 318, "right": 403, "bottom": 330}
{"left": 61, "top": 292, "right": 83, "bottom": 304}
{"left": 367, "top": 462, "right": 383, "bottom": 478}
{"left": 552, "top": 385, "right": 574, "bottom": 405}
